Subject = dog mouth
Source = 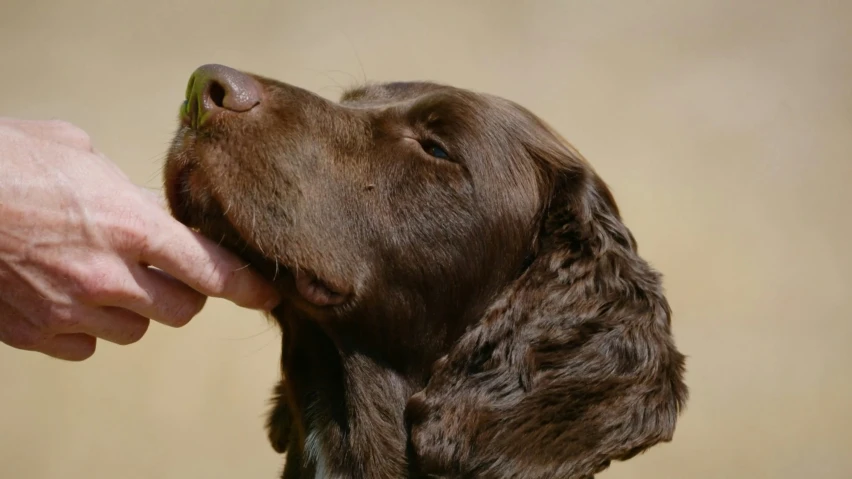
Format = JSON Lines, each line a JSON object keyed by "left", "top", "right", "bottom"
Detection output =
{"left": 165, "top": 140, "right": 350, "bottom": 308}
{"left": 292, "top": 271, "right": 348, "bottom": 307}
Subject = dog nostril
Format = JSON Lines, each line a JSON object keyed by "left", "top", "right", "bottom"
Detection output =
{"left": 183, "top": 64, "right": 263, "bottom": 129}
{"left": 209, "top": 81, "right": 226, "bottom": 109}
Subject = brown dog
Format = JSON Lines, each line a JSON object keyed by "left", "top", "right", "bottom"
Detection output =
{"left": 164, "top": 64, "right": 687, "bottom": 479}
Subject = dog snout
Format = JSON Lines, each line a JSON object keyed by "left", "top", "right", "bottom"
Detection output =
{"left": 182, "top": 64, "right": 262, "bottom": 128}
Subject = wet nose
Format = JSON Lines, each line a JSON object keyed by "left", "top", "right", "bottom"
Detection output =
{"left": 183, "top": 64, "right": 262, "bottom": 128}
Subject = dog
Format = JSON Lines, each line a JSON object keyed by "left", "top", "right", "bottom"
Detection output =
{"left": 164, "top": 64, "right": 687, "bottom": 478}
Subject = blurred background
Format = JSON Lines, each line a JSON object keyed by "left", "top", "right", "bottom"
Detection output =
{"left": 1, "top": 0, "right": 850, "bottom": 477}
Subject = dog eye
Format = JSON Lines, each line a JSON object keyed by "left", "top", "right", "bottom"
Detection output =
{"left": 421, "top": 141, "right": 450, "bottom": 160}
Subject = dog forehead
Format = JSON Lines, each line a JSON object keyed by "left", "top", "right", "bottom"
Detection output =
{"left": 339, "top": 81, "right": 450, "bottom": 105}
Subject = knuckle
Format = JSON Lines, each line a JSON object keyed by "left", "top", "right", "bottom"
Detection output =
{"left": 48, "top": 119, "right": 76, "bottom": 131}
{"left": 201, "top": 261, "right": 231, "bottom": 297}
{"left": 75, "top": 269, "right": 112, "bottom": 301}
{"left": 50, "top": 120, "right": 93, "bottom": 150}
{"left": 108, "top": 206, "right": 150, "bottom": 253}
{"left": 74, "top": 264, "right": 133, "bottom": 304}
{"left": 47, "top": 305, "right": 81, "bottom": 331}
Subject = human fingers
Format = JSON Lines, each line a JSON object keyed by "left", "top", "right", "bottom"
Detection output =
{"left": 71, "top": 258, "right": 206, "bottom": 329}
{"left": 140, "top": 218, "right": 279, "bottom": 311}
{"left": 0, "top": 301, "right": 97, "bottom": 361}
{"left": 55, "top": 306, "right": 151, "bottom": 346}
{"left": 37, "top": 333, "right": 97, "bottom": 362}
{"left": 116, "top": 265, "right": 208, "bottom": 328}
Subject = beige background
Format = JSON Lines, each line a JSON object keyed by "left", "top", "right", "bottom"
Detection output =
{"left": 1, "top": 0, "right": 850, "bottom": 478}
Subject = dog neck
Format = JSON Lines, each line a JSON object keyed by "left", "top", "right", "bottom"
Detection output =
{"left": 274, "top": 309, "right": 423, "bottom": 478}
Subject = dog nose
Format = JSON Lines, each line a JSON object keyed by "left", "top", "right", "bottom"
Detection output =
{"left": 183, "top": 64, "right": 262, "bottom": 128}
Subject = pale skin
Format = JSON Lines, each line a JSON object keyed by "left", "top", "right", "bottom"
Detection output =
{"left": 0, "top": 118, "right": 279, "bottom": 361}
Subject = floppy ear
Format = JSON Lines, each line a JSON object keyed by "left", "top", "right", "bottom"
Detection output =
{"left": 405, "top": 135, "right": 688, "bottom": 478}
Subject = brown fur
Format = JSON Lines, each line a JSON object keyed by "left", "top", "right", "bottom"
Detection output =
{"left": 164, "top": 69, "right": 687, "bottom": 478}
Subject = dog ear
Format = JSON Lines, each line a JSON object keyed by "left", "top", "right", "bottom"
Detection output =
{"left": 405, "top": 130, "right": 688, "bottom": 478}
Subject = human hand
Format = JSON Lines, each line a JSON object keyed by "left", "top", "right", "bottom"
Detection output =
{"left": 0, "top": 118, "right": 279, "bottom": 361}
